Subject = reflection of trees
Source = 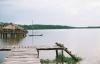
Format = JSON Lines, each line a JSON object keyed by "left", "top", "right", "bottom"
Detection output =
{"left": 0, "top": 36, "right": 26, "bottom": 46}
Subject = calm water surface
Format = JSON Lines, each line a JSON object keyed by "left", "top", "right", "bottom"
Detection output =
{"left": 0, "top": 29, "right": 100, "bottom": 64}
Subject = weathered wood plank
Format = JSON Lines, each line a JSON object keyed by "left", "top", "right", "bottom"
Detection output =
{"left": 2, "top": 47, "right": 41, "bottom": 64}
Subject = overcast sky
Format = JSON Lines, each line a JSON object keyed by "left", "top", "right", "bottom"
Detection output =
{"left": 0, "top": 0, "right": 100, "bottom": 26}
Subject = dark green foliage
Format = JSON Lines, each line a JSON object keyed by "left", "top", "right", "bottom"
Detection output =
{"left": 20, "top": 24, "right": 74, "bottom": 29}
{"left": 40, "top": 53, "right": 82, "bottom": 64}
{"left": 56, "top": 53, "right": 82, "bottom": 64}
{"left": 40, "top": 59, "right": 51, "bottom": 64}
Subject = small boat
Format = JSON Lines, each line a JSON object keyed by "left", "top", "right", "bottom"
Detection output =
{"left": 29, "top": 34, "right": 43, "bottom": 36}
{"left": 29, "top": 19, "right": 43, "bottom": 36}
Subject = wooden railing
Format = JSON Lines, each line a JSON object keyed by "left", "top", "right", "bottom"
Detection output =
{"left": 55, "top": 43, "right": 78, "bottom": 61}
{"left": 37, "top": 42, "right": 78, "bottom": 64}
{"left": 0, "top": 43, "right": 79, "bottom": 64}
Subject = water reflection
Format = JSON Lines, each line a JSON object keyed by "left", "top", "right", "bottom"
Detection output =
{"left": 0, "top": 51, "right": 10, "bottom": 64}
{"left": 0, "top": 36, "right": 26, "bottom": 46}
{"left": 0, "top": 29, "right": 100, "bottom": 64}
{"left": 0, "top": 35, "right": 26, "bottom": 64}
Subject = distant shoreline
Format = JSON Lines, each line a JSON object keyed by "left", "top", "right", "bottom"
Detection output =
{"left": 20, "top": 24, "right": 100, "bottom": 29}
{"left": 27, "top": 28, "right": 100, "bottom": 30}
{"left": 0, "top": 22, "right": 100, "bottom": 30}
{"left": 26, "top": 27, "right": 100, "bottom": 30}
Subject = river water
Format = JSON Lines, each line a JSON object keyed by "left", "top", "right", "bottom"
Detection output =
{"left": 0, "top": 29, "right": 100, "bottom": 64}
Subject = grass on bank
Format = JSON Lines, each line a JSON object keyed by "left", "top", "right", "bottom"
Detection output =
{"left": 40, "top": 53, "right": 82, "bottom": 64}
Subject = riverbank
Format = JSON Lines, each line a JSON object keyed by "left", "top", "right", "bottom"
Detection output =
{"left": 1, "top": 22, "right": 100, "bottom": 30}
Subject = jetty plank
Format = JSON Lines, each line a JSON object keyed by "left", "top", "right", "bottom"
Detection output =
{"left": 2, "top": 47, "right": 41, "bottom": 64}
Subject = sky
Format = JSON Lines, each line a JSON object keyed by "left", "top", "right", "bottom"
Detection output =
{"left": 0, "top": 0, "right": 100, "bottom": 26}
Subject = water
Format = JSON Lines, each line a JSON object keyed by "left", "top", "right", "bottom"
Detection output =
{"left": 0, "top": 29, "right": 100, "bottom": 64}
{"left": 0, "top": 51, "right": 9, "bottom": 64}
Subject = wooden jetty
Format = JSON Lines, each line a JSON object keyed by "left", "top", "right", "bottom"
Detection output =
{"left": 0, "top": 43, "right": 78, "bottom": 64}
{"left": 2, "top": 46, "right": 41, "bottom": 64}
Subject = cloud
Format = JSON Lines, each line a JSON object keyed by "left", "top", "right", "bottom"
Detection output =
{"left": 0, "top": 0, "right": 100, "bottom": 26}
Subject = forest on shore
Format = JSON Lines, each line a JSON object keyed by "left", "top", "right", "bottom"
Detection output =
{"left": 0, "top": 22, "right": 100, "bottom": 30}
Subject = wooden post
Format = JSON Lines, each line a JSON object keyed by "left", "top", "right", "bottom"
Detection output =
{"left": 3, "top": 34, "right": 4, "bottom": 38}
{"left": 5, "top": 33, "right": 7, "bottom": 38}
{"left": 37, "top": 50, "right": 39, "bottom": 58}
{"left": 56, "top": 43, "right": 78, "bottom": 61}
{"left": 56, "top": 50, "right": 58, "bottom": 64}
{"left": 0, "top": 33, "right": 2, "bottom": 38}
{"left": 61, "top": 49, "right": 64, "bottom": 64}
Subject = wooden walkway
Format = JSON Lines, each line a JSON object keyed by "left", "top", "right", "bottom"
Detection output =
{"left": 2, "top": 47, "right": 41, "bottom": 64}
{"left": 0, "top": 43, "right": 79, "bottom": 64}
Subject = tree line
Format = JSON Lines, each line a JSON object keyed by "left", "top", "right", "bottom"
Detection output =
{"left": 20, "top": 24, "right": 75, "bottom": 30}
{"left": 1, "top": 22, "right": 100, "bottom": 30}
